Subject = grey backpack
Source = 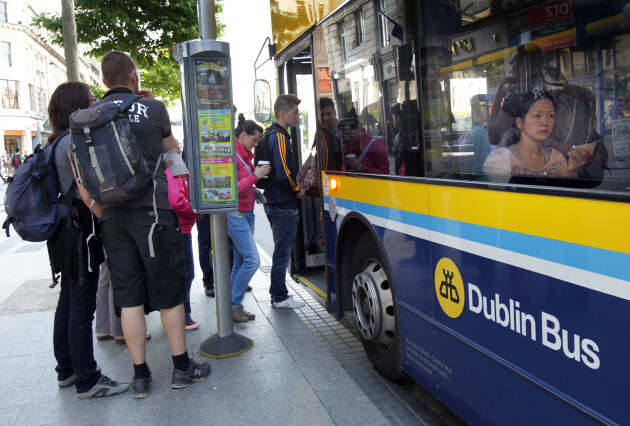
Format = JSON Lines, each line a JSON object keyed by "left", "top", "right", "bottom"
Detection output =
{"left": 69, "top": 94, "right": 156, "bottom": 204}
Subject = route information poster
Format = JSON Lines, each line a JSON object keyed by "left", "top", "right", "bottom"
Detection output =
{"left": 195, "top": 59, "right": 237, "bottom": 206}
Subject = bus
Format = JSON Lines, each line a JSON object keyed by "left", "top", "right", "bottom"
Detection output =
{"left": 257, "top": 0, "right": 630, "bottom": 424}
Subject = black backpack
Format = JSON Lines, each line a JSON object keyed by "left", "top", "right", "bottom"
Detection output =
{"left": 69, "top": 94, "right": 154, "bottom": 204}
{"left": 253, "top": 129, "right": 276, "bottom": 190}
{"left": 2, "top": 133, "right": 73, "bottom": 242}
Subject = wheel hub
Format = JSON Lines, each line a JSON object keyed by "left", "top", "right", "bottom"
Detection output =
{"left": 352, "top": 260, "right": 395, "bottom": 349}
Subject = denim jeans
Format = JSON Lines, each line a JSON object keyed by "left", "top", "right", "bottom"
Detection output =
{"left": 197, "top": 215, "right": 234, "bottom": 285}
{"left": 264, "top": 206, "right": 299, "bottom": 303}
{"left": 183, "top": 234, "right": 195, "bottom": 322}
{"left": 227, "top": 211, "right": 259, "bottom": 309}
{"left": 53, "top": 266, "right": 101, "bottom": 393}
{"left": 196, "top": 215, "right": 214, "bottom": 285}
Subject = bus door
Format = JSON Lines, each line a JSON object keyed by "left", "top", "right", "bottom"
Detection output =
{"left": 277, "top": 39, "right": 329, "bottom": 299}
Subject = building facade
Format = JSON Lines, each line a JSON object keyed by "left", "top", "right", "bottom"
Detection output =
{"left": 0, "top": 0, "right": 100, "bottom": 158}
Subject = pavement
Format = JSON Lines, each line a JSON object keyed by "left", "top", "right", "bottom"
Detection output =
{"left": 0, "top": 184, "right": 441, "bottom": 426}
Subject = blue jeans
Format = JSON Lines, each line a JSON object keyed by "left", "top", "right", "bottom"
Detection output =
{"left": 197, "top": 215, "right": 234, "bottom": 285}
{"left": 196, "top": 215, "right": 214, "bottom": 285}
{"left": 264, "top": 206, "right": 299, "bottom": 303}
{"left": 227, "top": 211, "right": 259, "bottom": 309}
{"left": 183, "top": 234, "right": 195, "bottom": 322}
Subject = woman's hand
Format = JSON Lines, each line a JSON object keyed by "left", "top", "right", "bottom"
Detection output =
{"left": 254, "top": 165, "right": 271, "bottom": 179}
{"left": 567, "top": 145, "right": 592, "bottom": 172}
{"left": 345, "top": 158, "right": 364, "bottom": 171}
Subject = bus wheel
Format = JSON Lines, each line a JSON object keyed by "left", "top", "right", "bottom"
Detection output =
{"left": 351, "top": 237, "right": 405, "bottom": 381}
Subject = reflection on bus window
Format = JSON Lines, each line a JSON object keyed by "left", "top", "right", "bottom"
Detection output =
{"left": 417, "top": 0, "right": 630, "bottom": 191}
{"left": 339, "top": 110, "right": 390, "bottom": 175}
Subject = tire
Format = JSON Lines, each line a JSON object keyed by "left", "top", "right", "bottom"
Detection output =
{"left": 350, "top": 232, "right": 407, "bottom": 382}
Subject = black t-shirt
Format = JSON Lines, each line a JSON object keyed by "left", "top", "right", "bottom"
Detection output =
{"left": 98, "top": 88, "right": 172, "bottom": 210}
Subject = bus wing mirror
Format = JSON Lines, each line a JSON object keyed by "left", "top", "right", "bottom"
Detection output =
{"left": 254, "top": 79, "right": 272, "bottom": 123}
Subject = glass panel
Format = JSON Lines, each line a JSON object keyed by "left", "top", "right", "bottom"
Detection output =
{"left": 586, "top": 49, "right": 597, "bottom": 76}
{"left": 573, "top": 51, "right": 586, "bottom": 77}
{"left": 615, "top": 33, "right": 630, "bottom": 71}
{"left": 0, "top": 2, "right": 6, "bottom": 23}
{"left": 318, "top": 0, "right": 391, "bottom": 175}
{"left": 415, "top": 0, "right": 630, "bottom": 191}
{"left": 1, "top": 80, "right": 18, "bottom": 109}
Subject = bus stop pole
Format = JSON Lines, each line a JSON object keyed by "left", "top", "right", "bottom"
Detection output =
{"left": 196, "top": 0, "right": 252, "bottom": 357}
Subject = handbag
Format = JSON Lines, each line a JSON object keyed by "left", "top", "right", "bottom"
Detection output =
{"left": 297, "top": 149, "right": 320, "bottom": 192}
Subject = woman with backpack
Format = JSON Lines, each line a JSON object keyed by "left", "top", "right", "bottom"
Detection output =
{"left": 47, "top": 82, "right": 130, "bottom": 399}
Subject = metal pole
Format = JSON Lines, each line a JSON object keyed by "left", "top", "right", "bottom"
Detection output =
{"left": 197, "top": 0, "right": 217, "bottom": 39}
{"left": 195, "top": 0, "right": 252, "bottom": 358}
{"left": 210, "top": 213, "right": 232, "bottom": 338}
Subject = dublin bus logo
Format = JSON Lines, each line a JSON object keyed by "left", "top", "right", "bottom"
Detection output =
{"left": 434, "top": 258, "right": 465, "bottom": 318}
{"left": 439, "top": 269, "right": 460, "bottom": 304}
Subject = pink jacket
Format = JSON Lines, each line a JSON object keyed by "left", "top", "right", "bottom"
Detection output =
{"left": 235, "top": 140, "right": 259, "bottom": 212}
{"left": 166, "top": 169, "right": 199, "bottom": 234}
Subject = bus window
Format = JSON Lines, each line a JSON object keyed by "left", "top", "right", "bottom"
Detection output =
{"left": 417, "top": 1, "right": 630, "bottom": 192}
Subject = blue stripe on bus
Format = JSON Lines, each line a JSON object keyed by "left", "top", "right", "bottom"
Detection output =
{"left": 329, "top": 196, "right": 630, "bottom": 283}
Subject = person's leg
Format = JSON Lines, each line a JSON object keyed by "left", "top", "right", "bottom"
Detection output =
{"left": 108, "top": 281, "right": 123, "bottom": 337}
{"left": 196, "top": 215, "right": 214, "bottom": 294}
{"left": 160, "top": 303, "right": 187, "bottom": 355}
{"left": 101, "top": 211, "right": 149, "bottom": 365}
{"left": 53, "top": 274, "right": 73, "bottom": 381}
{"left": 182, "top": 234, "right": 194, "bottom": 323}
{"left": 95, "top": 260, "right": 111, "bottom": 338}
{"left": 121, "top": 306, "right": 148, "bottom": 364}
{"left": 228, "top": 212, "right": 259, "bottom": 310}
{"left": 68, "top": 266, "right": 101, "bottom": 393}
{"left": 264, "top": 206, "right": 299, "bottom": 303}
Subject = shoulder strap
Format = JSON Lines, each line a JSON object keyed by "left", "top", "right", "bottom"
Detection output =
{"left": 358, "top": 138, "right": 376, "bottom": 162}
{"left": 119, "top": 94, "right": 142, "bottom": 112}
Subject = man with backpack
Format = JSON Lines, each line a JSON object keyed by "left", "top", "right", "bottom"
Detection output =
{"left": 74, "top": 51, "right": 210, "bottom": 399}
{"left": 12, "top": 148, "right": 23, "bottom": 170}
{"left": 257, "top": 94, "right": 306, "bottom": 309}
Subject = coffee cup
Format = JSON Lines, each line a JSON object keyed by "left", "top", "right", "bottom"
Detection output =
{"left": 258, "top": 160, "right": 270, "bottom": 178}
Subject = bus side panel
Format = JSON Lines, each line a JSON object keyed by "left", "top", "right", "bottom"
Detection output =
{"left": 413, "top": 241, "right": 628, "bottom": 423}
{"left": 324, "top": 205, "right": 339, "bottom": 314}
{"left": 379, "top": 227, "right": 435, "bottom": 316}
{"left": 400, "top": 307, "right": 609, "bottom": 425}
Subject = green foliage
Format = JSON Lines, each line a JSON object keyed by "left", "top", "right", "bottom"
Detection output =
{"left": 88, "top": 83, "right": 107, "bottom": 101}
{"left": 34, "top": 0, "right": 224, "bottom": 104}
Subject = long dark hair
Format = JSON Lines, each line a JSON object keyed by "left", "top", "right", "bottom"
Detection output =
{"left": 235, "top": 113, "right": 263, "bottom": 137}
{"left": 48, "top": 82, "right": 91, "bottom": 143}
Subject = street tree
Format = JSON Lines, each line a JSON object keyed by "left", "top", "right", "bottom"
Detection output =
{"left": 61, "top": 0, "right": 79, "bottom": 81}
{"left": 34, "top": 0, "right": 224, "bottom": 104}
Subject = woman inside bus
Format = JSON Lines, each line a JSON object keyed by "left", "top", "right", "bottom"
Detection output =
{"left": 229, "top": 114, "right": 271, "bottom": 322}
{"left": 482, "top": 88, "right": 591, "bottom": 179}
{"left": 338, "top": 109, "right": 390, "bottom": 175}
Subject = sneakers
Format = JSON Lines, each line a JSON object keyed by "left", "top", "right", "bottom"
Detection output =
{"left": 272, "top": 295, "right": 305, "bottom": 309}
{"left": 171, "top": 359, "right": 211, "bottom": 389}
{"left": 114, "top": 333, "right": 152, "bottom": 344}
{"left": 232, "top": 306, "right": 255, "bottom": 322}
{"left": 131, "top": 374, "right": 152, "bottom": 399}
{"left": 58, "top": 366, "right": 101, "bottom": 388}
{"left": 185, "top": 321, "right": 200, "bottom": 330}
{"left": 77, "top": 375, "right": 130, "bottom": 399}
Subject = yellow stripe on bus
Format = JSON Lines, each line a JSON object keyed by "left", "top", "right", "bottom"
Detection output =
{"left": 329, "top": 175, "right": 630, "bottom": 254}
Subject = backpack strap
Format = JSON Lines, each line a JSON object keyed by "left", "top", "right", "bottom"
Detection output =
{"left": 147, "top": 152, "right": 164, "bottom": 258}
{"left": 358, "top": 138, "right": 376, "bottom": 163}
{"left": 118, "top": 94, "right": 142, "bottom": 112}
